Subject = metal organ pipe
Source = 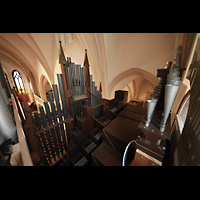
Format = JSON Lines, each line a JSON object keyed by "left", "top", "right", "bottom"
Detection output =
{"left": 0, "top": 89, "right": 17, "bottom": 144}
{"left": 160, "top": 67, "right": 181, "bottom": 132}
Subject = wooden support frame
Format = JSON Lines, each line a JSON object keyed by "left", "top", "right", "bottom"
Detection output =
{"left": 35, "top": 118, "right": 74, "bottom": 136}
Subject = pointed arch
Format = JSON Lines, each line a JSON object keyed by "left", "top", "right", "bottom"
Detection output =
{"left": 108, "top": 68, "right": 159, "bottom": 96}
{"left": 39, "top": 74, "right": 52, "bottom": 100}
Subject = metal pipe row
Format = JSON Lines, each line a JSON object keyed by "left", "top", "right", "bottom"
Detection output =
{"left": 160, "top": 68, "right": 181, "bottom": 132}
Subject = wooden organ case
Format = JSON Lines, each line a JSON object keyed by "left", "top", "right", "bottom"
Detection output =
{"left": 20, "top": 42, "right": 105, "bottom": 166}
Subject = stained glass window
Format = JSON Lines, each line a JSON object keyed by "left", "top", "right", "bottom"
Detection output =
{"left": 12, "top": 70, "right": 26, "bottom": 93}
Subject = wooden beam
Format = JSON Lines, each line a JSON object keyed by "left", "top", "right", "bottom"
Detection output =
{"left": 35, "top": 118, "right": 74, "bottom": 136}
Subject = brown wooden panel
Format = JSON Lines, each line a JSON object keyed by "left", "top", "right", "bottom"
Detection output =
{"left": 92, "top": 142, "right": 122, "bottom": 166}
{"left": 176, "top": 59, "right": 200, "bottom": 165}
{"left": 123, "top": 103, "right": 146, "bottom": 115}
{"left": 130, "top": 150, "right": 161, "bottom": 166}
{"left": 118, "top": 109, "right": 145, "bottom": 122}
{"left": 104, "top": 116, "right": 142, "bottom": 144}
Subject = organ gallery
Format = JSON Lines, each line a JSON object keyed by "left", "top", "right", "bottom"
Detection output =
{"left": 0, "top": 33, "right": 198, "bottom": 166}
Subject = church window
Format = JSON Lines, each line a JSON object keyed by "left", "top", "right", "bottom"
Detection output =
{"left": 12, "top": 70, "right": 26, "bottom": 93}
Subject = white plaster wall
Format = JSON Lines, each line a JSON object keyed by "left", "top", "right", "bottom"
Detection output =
{"left": 108, "top": 75, "right": 138, "bottom": 99}
{"left": 103, "top": 33, "right": 177, "bottom": 96}
{"left": 0, "top": 33, "right": 179, "bottom": 101}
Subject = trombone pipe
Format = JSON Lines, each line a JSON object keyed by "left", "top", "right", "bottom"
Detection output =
{"left": 160, "top": 84, "right": 180, "bottom": 132}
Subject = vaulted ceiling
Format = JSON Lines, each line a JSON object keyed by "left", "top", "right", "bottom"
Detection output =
{"left": 0, "top": 33, "right": 178, "bottom": 99}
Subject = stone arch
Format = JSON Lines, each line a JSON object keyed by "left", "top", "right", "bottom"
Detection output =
{"left": 40, "top": 75, "right": 52, "bottom": 101}
{"left": 107, "top": 68, "right": 159, "bottom": 98}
